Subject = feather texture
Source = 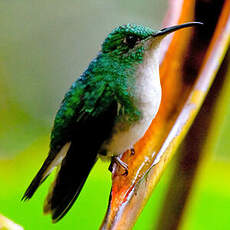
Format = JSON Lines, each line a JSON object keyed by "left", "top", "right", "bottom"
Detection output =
{"left": 22, "top": 24, "right": 163, "bottom": 222}
{"left": 44, "top": 100, "right": 117, "bottom": 221}
{"left": 22, "top": 143, "right": 70, "bottom": 201}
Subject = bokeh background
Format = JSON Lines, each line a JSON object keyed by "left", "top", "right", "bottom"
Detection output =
{"left": 0, "top": 0, "right": 230, "bottom": 229}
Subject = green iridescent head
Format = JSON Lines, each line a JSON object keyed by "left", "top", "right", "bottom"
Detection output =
{"left": 102, "top": 24, "right": 156, "bottom": 61}
{"left": 101, "top": 22, "right": 203, "bottom": 61}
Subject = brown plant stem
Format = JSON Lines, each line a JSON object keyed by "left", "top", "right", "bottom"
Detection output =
{"left": 155, "top": 45, "right": 229, "bottom": 230}
{"left": 0, "top": 214, "right": 23, "bottom": 230}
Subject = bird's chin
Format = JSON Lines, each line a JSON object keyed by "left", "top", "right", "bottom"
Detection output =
{"left": 148, "top": 36, "right": 165, "bottom": 51}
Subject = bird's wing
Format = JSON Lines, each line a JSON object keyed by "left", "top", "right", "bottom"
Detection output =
{"left": 22, "top": 79, "right": 118, "bottom": 222}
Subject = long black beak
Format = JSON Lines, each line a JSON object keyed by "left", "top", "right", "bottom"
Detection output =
{"left": 153, "top": 22, "right": 203, "bottom": 37}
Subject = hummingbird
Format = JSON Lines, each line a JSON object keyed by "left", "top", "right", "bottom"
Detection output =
{"left": 22, "top": 22, "right": 202, "bottom": 222}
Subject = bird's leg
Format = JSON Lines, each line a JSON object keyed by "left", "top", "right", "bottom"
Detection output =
{"left": 114, "top": 157, "right": 128, "bottom": 175}
{"left": 109, "top": 156, "right": 128, "bottom": 176}
{"left": 130, "top": 148, "right": 135, "bottom": 155}
{"left": 108, "top": 160, "right": 114, "bottom": 172}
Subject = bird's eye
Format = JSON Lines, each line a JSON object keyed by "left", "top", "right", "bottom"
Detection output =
{"left": 123, "top": 35, "right": 141, "bottom": 49}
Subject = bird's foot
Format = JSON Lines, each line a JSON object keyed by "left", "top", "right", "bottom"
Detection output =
{"left": 109, "top": 156, "right": 128, "bottom": 176}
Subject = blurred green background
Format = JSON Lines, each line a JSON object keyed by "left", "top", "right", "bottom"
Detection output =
{"left": 0, "top": 0, "right": 230, "bottom": 229}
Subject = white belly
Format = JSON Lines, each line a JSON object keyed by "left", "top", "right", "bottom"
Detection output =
{"left": 101, "top": 47, "right": 162, "bottom": 157}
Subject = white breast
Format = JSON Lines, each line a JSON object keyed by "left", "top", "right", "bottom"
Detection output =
{"left": 101, "top": 46, "right": 162, "bottom": 157}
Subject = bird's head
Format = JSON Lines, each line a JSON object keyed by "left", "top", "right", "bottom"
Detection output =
{"left": 101, "top": 22, "right": 203, "bottom": 63}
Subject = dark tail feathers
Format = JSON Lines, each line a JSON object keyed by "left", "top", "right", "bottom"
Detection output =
{"left": 22, "top": 152, "right": 57, "bottom": 201}
{"left": 43, "top": 141, "right": 98, "bottom": 223}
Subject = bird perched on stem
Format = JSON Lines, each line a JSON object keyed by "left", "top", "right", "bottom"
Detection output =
{"left": 22, "top": 22, "right": 202, "bottom": 222}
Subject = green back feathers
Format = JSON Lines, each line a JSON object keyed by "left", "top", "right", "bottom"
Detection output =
{"left": 50, "top": 24, "right": 156, "bottom": 150}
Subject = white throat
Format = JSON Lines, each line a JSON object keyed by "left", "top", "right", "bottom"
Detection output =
{"left": 134, "top": 42, "right": 162, "bottom": 117}
{"left": 101, "top": 43, "right": 162, "bottom": 157}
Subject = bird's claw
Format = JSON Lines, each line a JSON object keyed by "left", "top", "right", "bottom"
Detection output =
{"left": 109, "top": 156, "right": 128, "bottom": 176}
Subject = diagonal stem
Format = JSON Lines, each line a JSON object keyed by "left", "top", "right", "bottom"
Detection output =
{"left": 155, "top": 49, "right": 229, "bottom": 230}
